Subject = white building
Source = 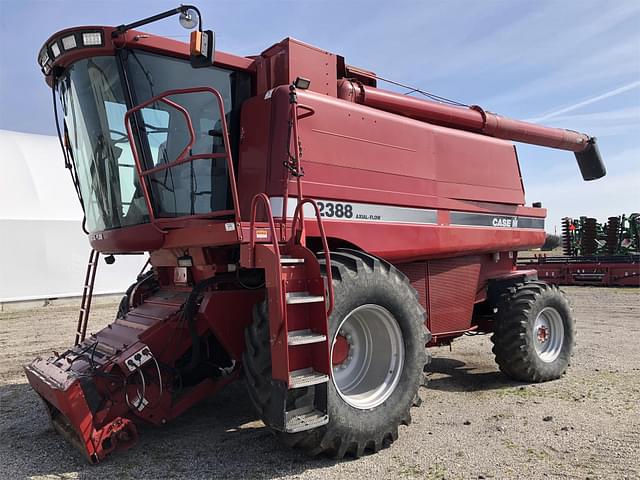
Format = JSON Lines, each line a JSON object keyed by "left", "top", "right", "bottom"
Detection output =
{"left": 0, "top": 129, "right": 146, "bottom": 303}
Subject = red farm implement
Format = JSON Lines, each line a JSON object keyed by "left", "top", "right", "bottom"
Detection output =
{"left": 518, "top": 214, "right": 640, "bottom": 287}
{"left": 27, "top": 5, "right": 605, "bottom": 462}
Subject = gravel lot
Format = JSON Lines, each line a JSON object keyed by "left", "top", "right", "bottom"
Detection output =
{"left": 1, "top": 287, "right": 638, "bottom": 479}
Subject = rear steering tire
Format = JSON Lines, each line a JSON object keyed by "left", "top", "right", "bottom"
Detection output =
{"left": 243, "top": 249, "right": 430, "bottom": 458}
{"left": 491, "top": 281, "right": 575, "bottom": 382}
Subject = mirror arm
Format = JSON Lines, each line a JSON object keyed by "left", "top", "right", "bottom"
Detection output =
{"left": 112, "top": 5, "right": 202, "bottom": 38}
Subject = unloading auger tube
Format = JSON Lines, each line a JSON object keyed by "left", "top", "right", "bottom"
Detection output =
{"left": 337, "top": 80, "right": 606, "bottom": 181}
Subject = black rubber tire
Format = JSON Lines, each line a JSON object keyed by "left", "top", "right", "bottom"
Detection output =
{"left": 243, "top": 249, "right": 430, "bottom": 458}
{"left": 491, "top": 281, "right": 575, "bottom": 382}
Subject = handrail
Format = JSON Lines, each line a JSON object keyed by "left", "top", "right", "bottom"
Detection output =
{"left": 249, "top": 193, "right": 282, "bottom": 267}
{"left": 281, "top": 87, "right": 316, "bottom": 234}
{"left": 289, "top": 198, "right": 334, "bottom": 317}
{"left": 297, "top": 103, "right": 315, "bottom": 119}
{"left": 248, "top": 193, "right": 285, "bottom": 336}
{"left": 139, "top": 152, "right": 227, "bottom": 177}
{"left": 123, "top": 86, "right": 243, "bottom": 240}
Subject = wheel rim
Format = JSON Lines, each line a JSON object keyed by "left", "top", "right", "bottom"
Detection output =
{"left": 331, "top": 304, "right": 404, "bottom": 410}
{"left": 533, "top": 306, "right": 565, "bottom": 363}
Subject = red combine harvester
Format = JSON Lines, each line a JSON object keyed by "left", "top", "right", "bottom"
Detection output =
{"left": 27, "top": 6, "right": 606, "bottom": 463}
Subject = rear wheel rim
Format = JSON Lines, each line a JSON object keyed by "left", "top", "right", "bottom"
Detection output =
{"left": 533, "top": 306, "right": 565, "bottom": 363}
{"left": 331, "top": 304, "right": 404, "bottom": 410}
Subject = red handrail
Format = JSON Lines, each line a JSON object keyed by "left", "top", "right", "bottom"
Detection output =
{"left": 249, "top": 193, "right": 282, "bottom": 267}
{"left": 123, "top": 86, "right": 242, "bottom": 239}
{"left": 289, "top": 198, "right": 334, "bottom": 317}
{"left": 280, "top": 91, "right": 315, "bottom": 234}
{"left": 249, "top": 193, "right": 285, "bottom": 331}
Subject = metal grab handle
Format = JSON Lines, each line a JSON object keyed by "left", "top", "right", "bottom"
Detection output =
{"left": 296, "top": 103, "right": 315, "bottom": 119}
{"left": 248, "top": 193, "right": 285, "bottom": 329}
{"left": 123, "top": 86, "right": 243, "bottom": 239}
{"left": 124, "top": 96, "right": 196, "bottom": 175}
{"left": 249, "top": 193, "right": 282, "bottom": 266}
{"left": 289, "top": 198, "right": 334, "bottom": 317}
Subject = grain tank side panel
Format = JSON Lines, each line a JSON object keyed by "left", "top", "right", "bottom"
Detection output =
{"left": 291, "top": 90, "right": 525, "bottom": 208}
{"left": 255, "top": 87, "right": 544, "bottom": 262}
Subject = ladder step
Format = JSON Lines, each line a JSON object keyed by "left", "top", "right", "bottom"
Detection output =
{"left": 280, "top": 256, "right": 305, "bottom": 265}
{"left": 289, "top": 368, "right": 328, "bottom": 388}
{"left": 286, "top": 292, "right": 324, "bottom": 305}
{"left": 285, "top": 407, "right": 329, "bottom": 433}
{"left": 288, "top": 329, "right": 327, "bottom": 346}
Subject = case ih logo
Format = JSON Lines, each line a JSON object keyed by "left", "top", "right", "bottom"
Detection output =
{"left": 492, "top": 217, "right": 518, "bottom": 228}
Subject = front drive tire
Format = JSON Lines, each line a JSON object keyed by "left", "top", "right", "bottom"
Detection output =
{"left": 491, "top": 281, "right": 575, "bottom": 382}
{"left": 243, "top": 249, "right": 430, "bottom": 458}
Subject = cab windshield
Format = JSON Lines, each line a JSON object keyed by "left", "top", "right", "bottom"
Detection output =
{"left": 58, "top": 51, "right": 251, "bottom": 232}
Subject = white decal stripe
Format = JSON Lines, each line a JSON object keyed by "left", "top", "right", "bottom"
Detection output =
{"left": 269, "top": 197, "right": 437, "bottom": 225}
{"left": 268, "top": 198, "right": 544, "bottom": 229}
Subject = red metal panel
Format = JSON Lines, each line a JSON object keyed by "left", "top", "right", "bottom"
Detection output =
{"left": 200, "top": 289, "right": 265, "bottom": 360}
{"left": 88, "top": 223, "right": 164, "bottom": 252}
{"left": 256, "top": 38, "right": 337, "bottom": 97}
{"left": 237, "top": 96, "right": 273, "bottom": 218}
{"left": 397, "top": 262, "right": 428, "bottom": 310}
{"left": 427, "top": 257, "right": 481, "bottom": 335}
{"left": 290, "top": 89, "right": 526, "bottom": 206}
{"left": 304, "top": 221, "right": 545, "bottom": 263}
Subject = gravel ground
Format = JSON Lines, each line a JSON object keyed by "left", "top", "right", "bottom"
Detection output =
{"left": 1, "top": 287, "right": 638, "bottom": 479}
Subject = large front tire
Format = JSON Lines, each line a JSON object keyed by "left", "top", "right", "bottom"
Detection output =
{"left": 491, "top": 282, "right": 575, "bottom": 382}
{"left": 243, "top": 249, "right": 430, "bottom": 458}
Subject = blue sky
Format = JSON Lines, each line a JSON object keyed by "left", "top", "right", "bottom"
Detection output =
{"left": 1, "top": 0, "right": 638, "bottom": 231}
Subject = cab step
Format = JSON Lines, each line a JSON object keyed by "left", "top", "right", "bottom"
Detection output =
{"left": 289, "top": 368, "right": 328, "bottom": 388}
{"left": 285, "top": 406, "right": 329, "bottom": 433}
{"left": 288, "top": 329, "right": 327, "bottom": 346}
{"left": 286, "top": 292, "right": 324, "bottom": 305}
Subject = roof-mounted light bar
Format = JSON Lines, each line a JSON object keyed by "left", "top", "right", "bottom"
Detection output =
{"left": 38, "top": 29, "right": 105, "bottom": 75}
{"left": 37, "top": 47, "right": 52, "bottom": 75}
{"left": 82, "top": 32, "right": 103, "bottom": 46}
{"left": 61, "top": 35, "right": 77, "bottom": 50}
{"left": 38, "top": 4, "right": 214, "bottom": 76}
{"left": 50, "top": 42, "right": 61, "bottom": 58}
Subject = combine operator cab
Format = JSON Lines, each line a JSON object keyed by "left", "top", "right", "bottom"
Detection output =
{"left": 54, "top": 34, "right": 250, "bottom": 237}
{"left": 27, "top": 5, "right": 605, "bottom": 464}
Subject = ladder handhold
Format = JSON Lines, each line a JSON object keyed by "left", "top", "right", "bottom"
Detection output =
{"left": 288, "top": 329, "right": 327, "bottom": 346}
{"left": 286, "top": 292, "right": 324, "bottom": 305}
{"left": 289, "top": 368, "right": 328, "bottom": 388}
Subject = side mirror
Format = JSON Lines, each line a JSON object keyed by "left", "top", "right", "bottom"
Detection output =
{"left": 190, "top": 30, "right": 215, "bottom": 68}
